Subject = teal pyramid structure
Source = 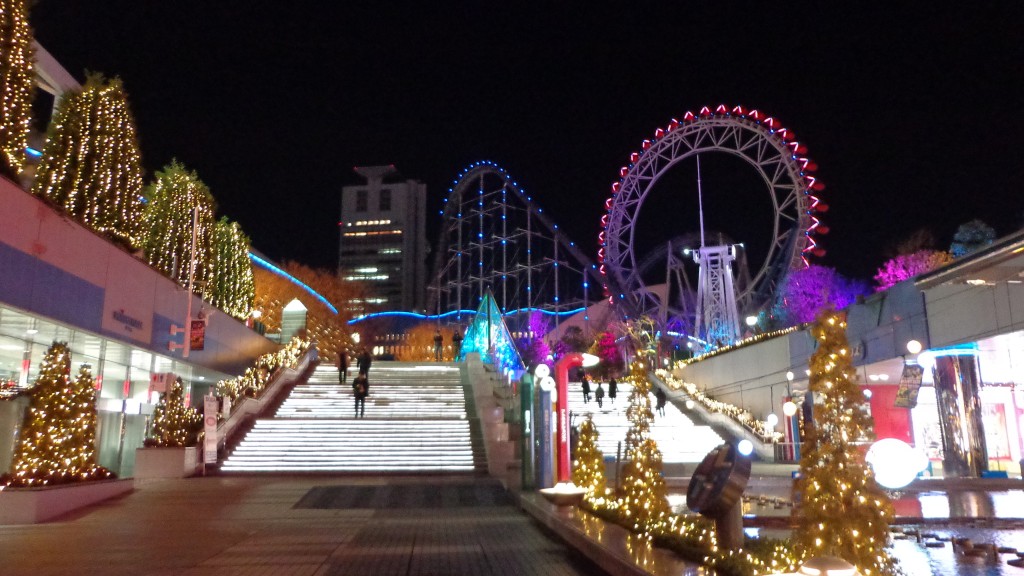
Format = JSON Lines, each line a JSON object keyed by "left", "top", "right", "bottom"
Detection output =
{"left": 457, "top": 290, "right": 524, "bottom": 375}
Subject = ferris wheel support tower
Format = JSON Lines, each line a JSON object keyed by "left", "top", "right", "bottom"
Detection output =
{"left": 693, "top": 244, "right": 740, "bottom": 348}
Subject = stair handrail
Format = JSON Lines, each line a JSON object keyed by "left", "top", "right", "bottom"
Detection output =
{"left": 650, "top": 369, "right": 779, "bottom": 461}
{"left": 215, "top": 345, "right": 315, "bottom": 451}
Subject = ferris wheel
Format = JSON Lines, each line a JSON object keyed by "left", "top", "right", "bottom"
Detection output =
{"left": 599, "top": 105, "right": 828, "bottom": 329}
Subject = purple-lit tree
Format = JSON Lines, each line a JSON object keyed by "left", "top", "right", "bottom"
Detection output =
{"left": 590, "top": 330, "right": 623, "bottom": 379}
{"left": 514, "top": 310, "right": 551, "bottom": 367}
{"left": 874, "top": 250, "right": 953, "bottom": 292}
{"left": 773, "top": 265, "right": 869, "bottom": 326}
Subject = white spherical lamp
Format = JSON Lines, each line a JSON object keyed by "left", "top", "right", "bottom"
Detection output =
{"left": 766, "top": 413, "right": 779, "bottom": 428}
{"left": 906, "top": 340, "right": 923, "bottom": 355}
{"left": 783, "top": 401, "right": 798, "bottom": 417}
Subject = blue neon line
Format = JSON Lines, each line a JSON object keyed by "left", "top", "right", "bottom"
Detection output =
{"left": 348, "top": 306, "right": 586, "bottom": 325}
{"left": 248, "top": 253, "right": 338, "bottom": 315}
{"left": 25, "top": 146, "right": 42, "bottom": 158}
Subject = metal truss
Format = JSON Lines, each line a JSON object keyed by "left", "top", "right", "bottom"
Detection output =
{"left": 427, "top": 162, "right": 604, "bottom": 327}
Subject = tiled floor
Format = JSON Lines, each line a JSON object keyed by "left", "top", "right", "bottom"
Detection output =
{"left": 0, "top": 475, "right": 604, "bottom": 576}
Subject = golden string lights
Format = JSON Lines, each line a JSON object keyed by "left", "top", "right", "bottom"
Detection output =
{"left": 0, "top": 0, "right": 34, "bottom": 178}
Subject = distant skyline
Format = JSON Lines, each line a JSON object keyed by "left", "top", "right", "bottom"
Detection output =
{"left": 31, "top": 3, "right": 1024, "bottom": 283}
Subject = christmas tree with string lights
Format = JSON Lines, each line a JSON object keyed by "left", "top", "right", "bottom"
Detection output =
{"left": 147, "top": 377, "right": 201, "bottom": 448}
{"left": 572, "top": 414, "right": 608, "bottom": 500}
{"left": 6, "top": 342, "right": 113, "bottom": 487}
{"left": 794, "top": 308, "right": 898, "bottom": 576}
{"left": 30, "top": 74, "right": 145, "bottom": 248}
{"left": 618, "top": 359, "right": 669, "bottom": 535}
{"left": 207, "top": 217, "right": 255, "bottom": 319}
{"left": 141, "top": 160, "right": 217, "bottom": 292}
{"left": 0, "top": 0, "right": 34, "bottom": 179}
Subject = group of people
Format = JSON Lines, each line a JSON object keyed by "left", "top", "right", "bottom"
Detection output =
{"left": 579, "top": 370, "right": 668, "bottom": 416}
{"left": 579, "top": 372, "right": 617, "bottom": 409}
{"left": 337, "top": 348, "right": 372, "bottom": 418}
{"left": 433, "top": 328, "right": 463, "bottom": 362}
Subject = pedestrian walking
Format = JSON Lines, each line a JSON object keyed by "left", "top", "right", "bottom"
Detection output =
{"left": 337, "top": 348, "right": 348, "bottom": 384}
{"left": 433, "top": 328, "right": 443, "bottom": 361}
{"left": 655, "top": 387, "right": 667, "bottom": 417}
{"left": 451, "top": 328, "right": 463, "bottom": 360}
{"left": 595, "top": 381, "right": 605, "bottom": 409}
{"left": 357, "top": 347, "right": 372, "bottom": 376}
{"left": 353, "top": 373, "right": 368, "bottom": 418}
{"left": 608, "top": 377, "right": 618, "bottom": 405}
{"left": 581, "top": 373, "right": 591, "bottom": 404}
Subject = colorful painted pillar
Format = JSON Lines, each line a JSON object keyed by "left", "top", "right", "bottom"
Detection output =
{"left": 520, "top": 371, "right": 535, "bottom": 490}
{"left": 933, "top": 353, "right": 988, "bottom": 477}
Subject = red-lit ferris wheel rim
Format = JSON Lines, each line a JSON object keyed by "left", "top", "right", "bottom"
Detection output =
{"left": 598, "top": 104, "right": 829, "bottom": 318}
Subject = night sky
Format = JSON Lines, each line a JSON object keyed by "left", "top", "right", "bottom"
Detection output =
{"left": 31, "top": 3, "right": 1024, "bottom": 283}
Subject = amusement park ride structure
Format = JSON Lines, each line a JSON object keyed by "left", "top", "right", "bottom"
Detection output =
{"left": 426, "top": 106, "right": 826, "bottom": 351}
{"left": 427, "top": 161, "right": 605, "bottom": 330}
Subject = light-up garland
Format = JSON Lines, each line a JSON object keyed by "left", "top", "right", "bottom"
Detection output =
{"left": 216, "top": 337, "right": 309, "bottom": 406}
{"left": 674, "top": 326, "right": 802, "bottom": 368}
{"left": 596, "top": 104, "right": 828, "bottom": 308}
{"left": 207, "top": 217, "right": 256, "bottom": 320}
{"left": 30, "top": 74, "right": 145, "bottom": 248}
{"left": 6, "top": 342, "right": 114, "bottom": 486}
{"left": 146, "top": 377, "right": 201, "bottom": 447}
{"left": 573, "top": 360, "right": 803, "bottom": 575}
{"left": 141, "top": 160, "right": 216, "bottom": 293}
{"left": 793, "top": 309, "right": 898, "bottom": 576}
{"left": 656, "top": 369, "right": 783, "bottom": 443}
{"left": 0, "top": 0, "right": 34, "bottom": 178}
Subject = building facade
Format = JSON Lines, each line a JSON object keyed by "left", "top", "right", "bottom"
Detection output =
{"left": 338, "top": 165, "right": 427, "bottom": 314}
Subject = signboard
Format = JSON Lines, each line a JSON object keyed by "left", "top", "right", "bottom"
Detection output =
{"left": 203, "top": 394, "right": 218, "bottom": 463}
{"left": 190, "top": 319, "right": 206, "bottom": 351}
{"left": 894, "top": 364, "right": 924, "bottom": 408}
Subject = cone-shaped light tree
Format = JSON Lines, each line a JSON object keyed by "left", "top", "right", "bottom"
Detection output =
{"left": 572, "top": 414, "right": 608, "bottom": 500}
{"left": 618, "top": 359, "right": 670, "bottom": 536}
{"left": 147, "top": 377, "right": 201, "bottom": 448}
{"left": 206, "top": 217, "right": 255, "bottom": 319}
{"left": 141, "top": 160, "right": 216, "bottom": 292}
{"left": 30, "top": 74, "right": 145, "bottom": 248}
{"left": 794, "top": 308, "right": 898, "bottom": 575}
{"left": 7, "top": 342, "right": 112, "bottom": 486}
{"left": 0, "top": 0, "right": 34, "bottom": 179}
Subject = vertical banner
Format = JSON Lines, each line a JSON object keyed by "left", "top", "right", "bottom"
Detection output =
{"left": 203, "top": 394, "right": 218, "bottom": 463}
{"left": 535, "top": 386, "right": 554, "bottom": 489}
{"left": 190, "top": 319, "right": 207, "bottom": 351}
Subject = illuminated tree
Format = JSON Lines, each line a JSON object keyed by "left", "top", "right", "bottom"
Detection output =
{"left": 146, "top": 377, "right": 201, "bottom": 448}
{"left": 874, "top": 249, "right": 953, "bottom": 292}
{"left": 515, "top": 311, "right": 551, "bottom": 367}
{"left": 774, "top": 265, "right": 869, "bottom": 325}
{"left": 141, "top": 160, "right": 216, "bottom": 292}
{"left": 950, "top": 219, "right": 996, "bottom": 258}
{"left": 572, "top": 415, "right": 607, "bottom": 499}
{"left": 554, "top": 325, "right": 591, "bottom": 358}
{"left": 618, "top": 359, "right": 669, "bottom": 535}
{"left": 253, "top": 261, "right": 357, "bottom": 356}
{"left": 30, "top": 74, "right": 145, "bottom": 248}
{"left": 794, "top": 308, "right": 897, "bottom": 575}
{"left": 6, "top": 342, "right": 113, "bottom": 486}
{"left": 206, "top": 217, "right": 255, "bottom": 319}
{"left": 0, "top": 0, "right": 34, "bottom": 179}
{"left": 590, "top": 330, "right": 624, "bottom": 378}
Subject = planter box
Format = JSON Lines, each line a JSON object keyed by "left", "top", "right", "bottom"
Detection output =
{"left": 133, "top": 446, "right": 199, "bottom": 479}
{"left": 0, "top": 478, "right": 134, "bottom": 524}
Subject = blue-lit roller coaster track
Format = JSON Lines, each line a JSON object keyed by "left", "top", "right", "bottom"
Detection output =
{"left": 427, "top": 161, "right": 604, "bottom": 330}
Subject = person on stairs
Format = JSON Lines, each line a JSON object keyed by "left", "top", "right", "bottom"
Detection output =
{"left": 357, "top": 347, "right": 372, "bottom": 376}
{"left": 655, "top": 387, "right": 667, "bottom": 417}
{"left": 353, "top": 373, "right": 368, "bottom": 418}
{"left": 595, "top": 381, "right": 605, "bottom": 409}
{"left": 608, "top": 377, "right": 618, "bottom": 405}
{"left": 433, "top": 328, "right": 444, "bottom": 361}
{"left": 581, "top": 373, "right": 591, "bottom": 404}
{"left": 337, "top": 348, "right": 349, "bottom": 384}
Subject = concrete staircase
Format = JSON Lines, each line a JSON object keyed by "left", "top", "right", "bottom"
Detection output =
{"left": 221, "top": 362, "right": 483, "bottom": 473}
{"left": 567, "top": 379, "right": 724, "bottom": 463}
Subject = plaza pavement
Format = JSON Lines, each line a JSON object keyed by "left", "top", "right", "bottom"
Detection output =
{"left": 0, "top": 475, "right": 610, "bottom": 576}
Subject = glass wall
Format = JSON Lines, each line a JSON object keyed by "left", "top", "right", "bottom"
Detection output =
{"left": 0, "top": 304, "right": 231, "bottom": 477}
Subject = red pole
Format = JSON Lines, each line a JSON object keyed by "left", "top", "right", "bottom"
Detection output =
{"left": 553, "top": 353, "right": 584, "bottom": 483}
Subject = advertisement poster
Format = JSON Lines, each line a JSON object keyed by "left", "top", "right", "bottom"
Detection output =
{"left": 190, "top": 319, "right": 206, "bottom": 351}
{"left": 894, "top": 364, "right": 924, "bottom": 408}
{"left": 203, "top": 394, "right": 218, "bottom": 463}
